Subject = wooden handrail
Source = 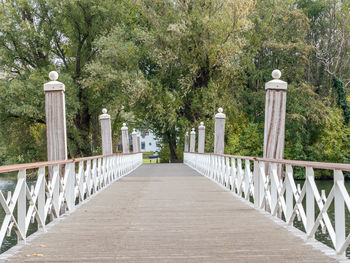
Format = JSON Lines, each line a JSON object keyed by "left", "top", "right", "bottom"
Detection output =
{"left": 185, "top": 152, "right": 350, "bottom": 172}
{"left": 0, "top": 152, "right": 139, "bottom": 174}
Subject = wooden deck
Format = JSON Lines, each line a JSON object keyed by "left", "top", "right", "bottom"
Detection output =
{"left": 4, "top": 164, "right": 337, "bottom": 262}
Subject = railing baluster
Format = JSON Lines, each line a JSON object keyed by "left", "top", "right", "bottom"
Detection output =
{"left": 306, "top": 167, "right": 315, "bottom": 238}
{"left": 334, "top": 170, "right": 345, "bottom": 255}
{"left": 285, "top": 165, "right": 293, "bottom": 224}
{"left": 244, "top": 160, "right": 250, "bottom": 200}
{"left": 37, "top": 167, "right": 46, "bottom": 229}
{"left": 270, "top": 163, "right": 278, "bottom": 215}
{"left": 17, "top": 170, "right": 26, "bottom": 242}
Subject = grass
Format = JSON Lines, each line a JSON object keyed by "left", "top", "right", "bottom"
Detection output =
{"left": 143, "top": 159, "right": 159, "bottom": 164}
{"left": 142, "top": 152, "right": 154, "bottom": 159}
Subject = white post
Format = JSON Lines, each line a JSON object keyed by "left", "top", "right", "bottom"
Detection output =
{"left": 198, "top": 122, "right": 205, "bottom": 153}
{"left": 184, "top": 132, "right": 189, "bottom": 152}
{"left": 263, "top": 70, "right": 287, "bottom": 178}
{"left": 121, "top": 123, "right": 129, "bottom": 153}
{"left": 306, "top": 167, "right": 315, "bottom": 237}
{"left": 99, "top": 108, "right": 113, "bottom": 155}
{"left": 132, "top": 128, "right": 138, "bottom": 153}
{"left": 44, "top": 71, "right": 68, "bottom": 162}
{"left": 253, "top": 161, "right": 260, "bottom": 208}
{"left": 17, "top": 170, "right": 26, "bottom": 242}
{"left": 214, "top": 108, "right": 225, "bottom": 154}
{"left": 334, "top": 170, "right": 345, "bottom": 254}
{"left": 137, "top": 135, "right": 141, "bottom": 152}
{"left": 190, "top": 128, "right": 196, "bottom": 153}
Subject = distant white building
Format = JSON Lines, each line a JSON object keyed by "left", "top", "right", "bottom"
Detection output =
{"left": 138, "top": 130, "right": 161, "bottom": 153}
{"left": 0, "top": 71, "right": 7, "bottom": 79}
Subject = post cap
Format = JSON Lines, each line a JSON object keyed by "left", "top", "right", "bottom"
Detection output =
{"left": 272, "top": 69, "right": 281, "bottom": 79}
{"left": 99, "top": 108, "right": 110, "bottom": 120}
{"left": 215, "top": 107, "right": 226, "bottom": 119}
{"left": 49, "top": 71, "right": 59, "bottom": 81}
{"left": 198, "top": 121, "right": 205, "bottom": 130}
{"left": 191, "top": 128, "right": 196, "bottom": 135}
{"left": 44, "top": 71, "right": 65, "bottom": 92}
{"left": 185, "top": 131, "right": 189, "bottom": 136}
{"left": 132, "top": 128, "right": 137, "bottom": 135}
{"left": 265, "top": 69, "right": 287, "bottom": 91}
{"left": 121, "top": 123, "right": 128, "bottom": 131}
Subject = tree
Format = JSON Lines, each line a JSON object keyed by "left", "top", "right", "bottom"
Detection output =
{"left": 0, "top": 0, "right": 129, "bottom": 162}
{"left": 87, "top": 0, "right": 254, "bottom": 161}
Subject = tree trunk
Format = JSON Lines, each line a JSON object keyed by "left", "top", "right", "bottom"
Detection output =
{"left": 166, "top": 132, "right": 178, "bottom": 162}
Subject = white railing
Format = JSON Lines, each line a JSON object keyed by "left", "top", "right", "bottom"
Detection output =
{"left": 184, "top": 152, "right": 350, "bottom": 257}
{"left": 0, "top": 152, "right": 142, "bottom": 251}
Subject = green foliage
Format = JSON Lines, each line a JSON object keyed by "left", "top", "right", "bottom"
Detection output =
{"left": 0, "top": 0, "right": 130, "bottom": 162}
{"left": 333, "top": 77, "right": 350, "bottom": 123}
{"left": 0, "top": 0, "right": 349, "bottom": 175}
{"left": 87, "top": 0, "right": 254, "bottom": 161}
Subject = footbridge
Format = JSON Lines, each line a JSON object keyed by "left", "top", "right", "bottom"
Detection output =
{"left": 0, "top": 154, "right": 349, "bottom": 262}
{"left": 0, "top": 71, "right": 349, "bottom": 262}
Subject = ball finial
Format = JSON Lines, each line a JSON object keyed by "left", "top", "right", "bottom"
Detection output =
{"left": 102, "top": 108, "right": 107, "bottom": 114}
{"left": 133, "top": 128, "right": 136, "bottom": 132}
{"left": 123, "top": 123, "right": 126, "bottom": 127}
{"left": 272, "top": 69, "right": 281, "bottom": 79}
{"left": 200, "top": 121, "right": 204, "bottom": 126}
{"left": 49, "top": 71, "right": 59, "bottom": 81}
{"left": 185, "top": 131, "right": 188, "bottom": 135}
{"left": 192, "top": 128, "right": 195, "bottom": 131}
{"left": 218, "top": 107, "right": 223, "bottom": 113}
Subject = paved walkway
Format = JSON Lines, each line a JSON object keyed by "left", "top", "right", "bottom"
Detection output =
{"left": 5, "top": 164, "right": 336, "bottom": 262}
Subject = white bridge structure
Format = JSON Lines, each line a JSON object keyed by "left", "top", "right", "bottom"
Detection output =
{"left": 0, "top": 153, "right": 142, "bottom": 248}
{"left": 0, "top": 71, "right": 349, "bottom": 262}
{"left": 184, "top": 153, "right": 350, "bottom": 258}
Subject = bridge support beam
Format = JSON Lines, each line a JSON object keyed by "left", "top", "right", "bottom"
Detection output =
{"left": 121, "top": 123, "right": 129, "bottom": 153}
{"left": 99, "top": 109, "right": 113, "bottom": 155}
{"left": 198, "top": 122, "right": 205, "bottom": 153}
{"left": 190, "top": 128, "right": 196, "bottom": 153}
{"left": 44, "top": 71, "right": 67, "bottom": 178}
{"left": 263, "top": 70, "right": 287, "bottom": 179}
{"left": 214, "top": 108, "right": 225, "bottom": 154}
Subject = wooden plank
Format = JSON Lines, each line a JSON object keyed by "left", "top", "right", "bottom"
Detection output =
{"left": 5, "top": 164, "right": 337, "bottom": 262}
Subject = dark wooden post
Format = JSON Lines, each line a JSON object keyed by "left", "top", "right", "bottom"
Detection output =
{"left": 44, "top": 71, "right": 67, "bottom": 179}
{"left": 198, "top": 122, "right": 205, "bottom": 153}
{"left": 99, "top": 108, "right": 113, "bottom": 155}
{"left": 263, "top": 70, "right": 287, "bottom": 178}
{"left": 121, "top": 123, "right": 129, "bottom": 153}
{"left": 190, "top": 128, "right": 196, "bottom": 153}
{"left": 214, "top": 108, "right": 225, "bottom": 154}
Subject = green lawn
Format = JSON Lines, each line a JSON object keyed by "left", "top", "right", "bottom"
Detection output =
{"left": 143, "top": 159, "right": 158, "bottom": 164}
